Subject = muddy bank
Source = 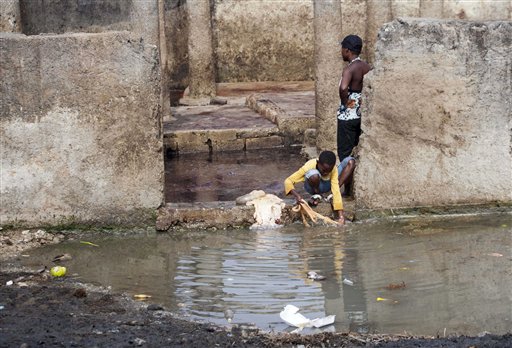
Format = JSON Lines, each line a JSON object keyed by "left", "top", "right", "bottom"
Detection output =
{"left": 1, "top": 229, "right": 511, "bottom": 347}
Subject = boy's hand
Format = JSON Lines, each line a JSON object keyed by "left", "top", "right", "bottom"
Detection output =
{"left": 291, "top": 190, "right": 303, "bottom": 204}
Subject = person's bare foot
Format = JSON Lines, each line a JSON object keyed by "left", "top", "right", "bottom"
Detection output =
{"left": 308, "top": 195, "right": 322, "bottom": 207}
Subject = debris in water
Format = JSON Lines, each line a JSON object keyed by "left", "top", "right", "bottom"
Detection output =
{"left": 376, "top": 297, "right": 388, "bottom": 302}
{"left": 343, "top": 278, "right": 354, "bottom": 286}
{"left": 487, "top": 252, "right": 503, "bottom": 257}
{"left": 280, "top": 304, "right": 335, "bottom": 329}
{"left": 6, "top": 280, "right": 13, "bottom": 286}
{"left": 52, "top": 253, "right": 72, "bottom": 262}
{"left": 385, "top": 281, "right": 406, "bottom": 290}
{"left": 224, "top": 309, "right": 234, "bottom": 323}
{"left": 50, "top": 266, "right": 67, "bottom": 277}
{"left": 307, "top": 271, "right": 326, "bottom": 281}
{"left": 133, "top": 294, "right": 152, "bottom": 300}
{"left": 80, "top": 241, "right": 99, "bottom": 247}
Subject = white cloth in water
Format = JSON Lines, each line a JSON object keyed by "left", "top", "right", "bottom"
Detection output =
{"left": 246, "top": 193, "right": 285, "bottom": 229}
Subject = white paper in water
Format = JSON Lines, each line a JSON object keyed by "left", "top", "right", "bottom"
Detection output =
{"left": 279, "top": 304, "right": 335, "bottom": 328}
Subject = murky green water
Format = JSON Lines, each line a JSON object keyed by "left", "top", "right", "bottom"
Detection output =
{"left": 23, "top": 213, "right": 511, "bottom": 336}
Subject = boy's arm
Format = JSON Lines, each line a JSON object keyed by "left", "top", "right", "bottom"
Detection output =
{"left": 284, "top": 165, "right": 308, "bottom": 203}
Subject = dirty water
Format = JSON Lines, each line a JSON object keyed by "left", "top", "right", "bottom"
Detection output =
{"left": 165, "top": 148, "right": 305, "bottom": 203}
{"left": 21, "top": 213, "right": 511, "bottom": 336}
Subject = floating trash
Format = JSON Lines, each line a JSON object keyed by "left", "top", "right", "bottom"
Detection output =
{"left": 307, "top": 271, "right": 326, "bottom": 281}
{"left": 133, "top": 294, "right": 152, "bottom": 300}
{"left": 50, "top": 266, "right": 67, "bottom": 277}
{"left": 385, "top": 281, "right": 406, "bottom": 290}
{"left": 342, "top": 278, "right": 354, "bottom": 286}
{"left": 224, "top": 309, "right": 234, "bottom": 323}
{"left": 52, "top": 253, "right": 72, "bottom": 262}
{"left": 80, "top": 241, "right": 99, "bottom": 247}
{"left": 280, "top": 304, "right": 335, "bottom": 329}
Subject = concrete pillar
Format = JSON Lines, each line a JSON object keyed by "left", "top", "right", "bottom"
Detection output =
{"left": 341, "top": 0, "right": 367, "bottom": 60}
{"left": 0, "top": 0, "right": 21, "bottom": 32}
{"left": 131, "top": 0, "right": 159, "bottom": 46}
{"left": 158, "top": 0, "right": 171, "bottom": 123}
{"left": 186, "top": 0, "right": 216, "bottom": 99}
{"left": 365, "top": 0, "right": 392, "bottom": 64}
{"left": 419, "top": 0, "right": 444, "bottom": 18}
{"left": 313, "top": 0, "right": 343, "bottom": 152}
{"left": 391, "top": 0, "right": 420, "bottom": 17}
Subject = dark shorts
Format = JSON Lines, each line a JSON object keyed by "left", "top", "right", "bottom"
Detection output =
{"left": 337, "top": 118, "right": 361, "bottom": 162}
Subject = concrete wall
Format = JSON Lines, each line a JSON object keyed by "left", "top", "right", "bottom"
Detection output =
{"left": 0, "top": 31, "right": 163, "bottom": 227}
{"left": 3, "top": 1, "right": 511, "bottom": 87}
{"left": 0, "top": 0, "right": 21, "bottom": 32}
{"left": 355, "top": 18, "right": 512, "bottom": 209}
{"left": 214, "top": 0, "right": 315, "bottom": 82}
{"left": 210, "top": 0, "right": 511, "bottom": 83}
{"left": 19, "top": 0, "right": 134, "bottom": 35}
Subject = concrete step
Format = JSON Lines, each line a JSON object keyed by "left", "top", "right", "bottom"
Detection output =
{"left": 163, "top": 82, "right": 316, "bottom": 154}
{"left": 245, "top": 90, "right": 316, "bottom": 145}
{"left": 164, "top": 104, "right": 282, "bottom": 154}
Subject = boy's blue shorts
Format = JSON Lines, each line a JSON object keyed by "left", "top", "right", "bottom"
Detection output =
{"left": 304, "top": 156, "right": 354, "bottom": 194}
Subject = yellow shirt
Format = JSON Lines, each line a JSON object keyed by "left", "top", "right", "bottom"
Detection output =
{"left": 284, "top": 158, "right": 344, "bottom": 211}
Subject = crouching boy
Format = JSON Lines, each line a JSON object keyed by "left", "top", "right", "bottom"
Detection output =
{"left": 284, "top": 150, "right": 345, "bottom": 225}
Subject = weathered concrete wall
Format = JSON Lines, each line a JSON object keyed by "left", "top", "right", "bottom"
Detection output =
{"left": 355, "top": 18, "right": 512, "bottom": 209}
{"left": 214, "top": 0, "right": 315, "bottom": 82}
{"left": 0, "top": 0, "right": 21, "bottom": 32}
{"left": 0, "top": 31, "right": 163, "bottom": 227}
{"left": 7, "top": 1, "right": 510, "bottom": 86}
{"left": 210, "top": 0, "right": 511, "bottom": 82}
{"left": 19, "top": 0, "right": 134, "bottom": 34}
{"left": 15, "top": 0, "right": 159, "bottom": 45}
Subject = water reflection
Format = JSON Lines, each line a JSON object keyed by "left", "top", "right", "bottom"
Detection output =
{"left": 22, "top": 213, "right": 512, "bottom": 335}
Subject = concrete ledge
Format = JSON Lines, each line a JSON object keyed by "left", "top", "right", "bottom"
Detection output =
{"left": 156, "top": 199, "right": 357, "bottom": 231}
{"left": 164, "top": 128, "right": 283, "bottom": 152}
{"left": 355, "top": 202, "right": 512, "bottom": 221}
{"left": 155, "top": 200, "right": 510, "bottom": 231}
{"left": 246, "top": 93, "right": 315, "bottom": 144}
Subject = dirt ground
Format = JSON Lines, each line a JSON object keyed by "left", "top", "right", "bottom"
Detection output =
{"left": 1, "top": 228, "right": 511, "bottom": 347}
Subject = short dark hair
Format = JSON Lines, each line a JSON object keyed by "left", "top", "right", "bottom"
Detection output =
{"left": 341, "top": 34, "right": 363, "bottom": 55}
{"left": 318, "top": 151, "right": 336, "bottom": 166}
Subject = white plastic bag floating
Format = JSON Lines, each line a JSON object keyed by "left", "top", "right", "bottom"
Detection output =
{"left": 279, "top": 304, "right": 335, "bottom": 329}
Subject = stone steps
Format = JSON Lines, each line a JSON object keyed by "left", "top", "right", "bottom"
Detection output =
{"left": 163, "top": 82, "right": 316, "bottom": 154}
{"left": 163, "top": 104, "right": 282, "bottom": 154}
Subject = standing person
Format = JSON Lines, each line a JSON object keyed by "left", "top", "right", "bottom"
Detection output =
{"left": 284, "top": 151, "right": 345, "bottom": 225}
{"left": 337, "top": 34, "right": 371, "bottom": 196}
